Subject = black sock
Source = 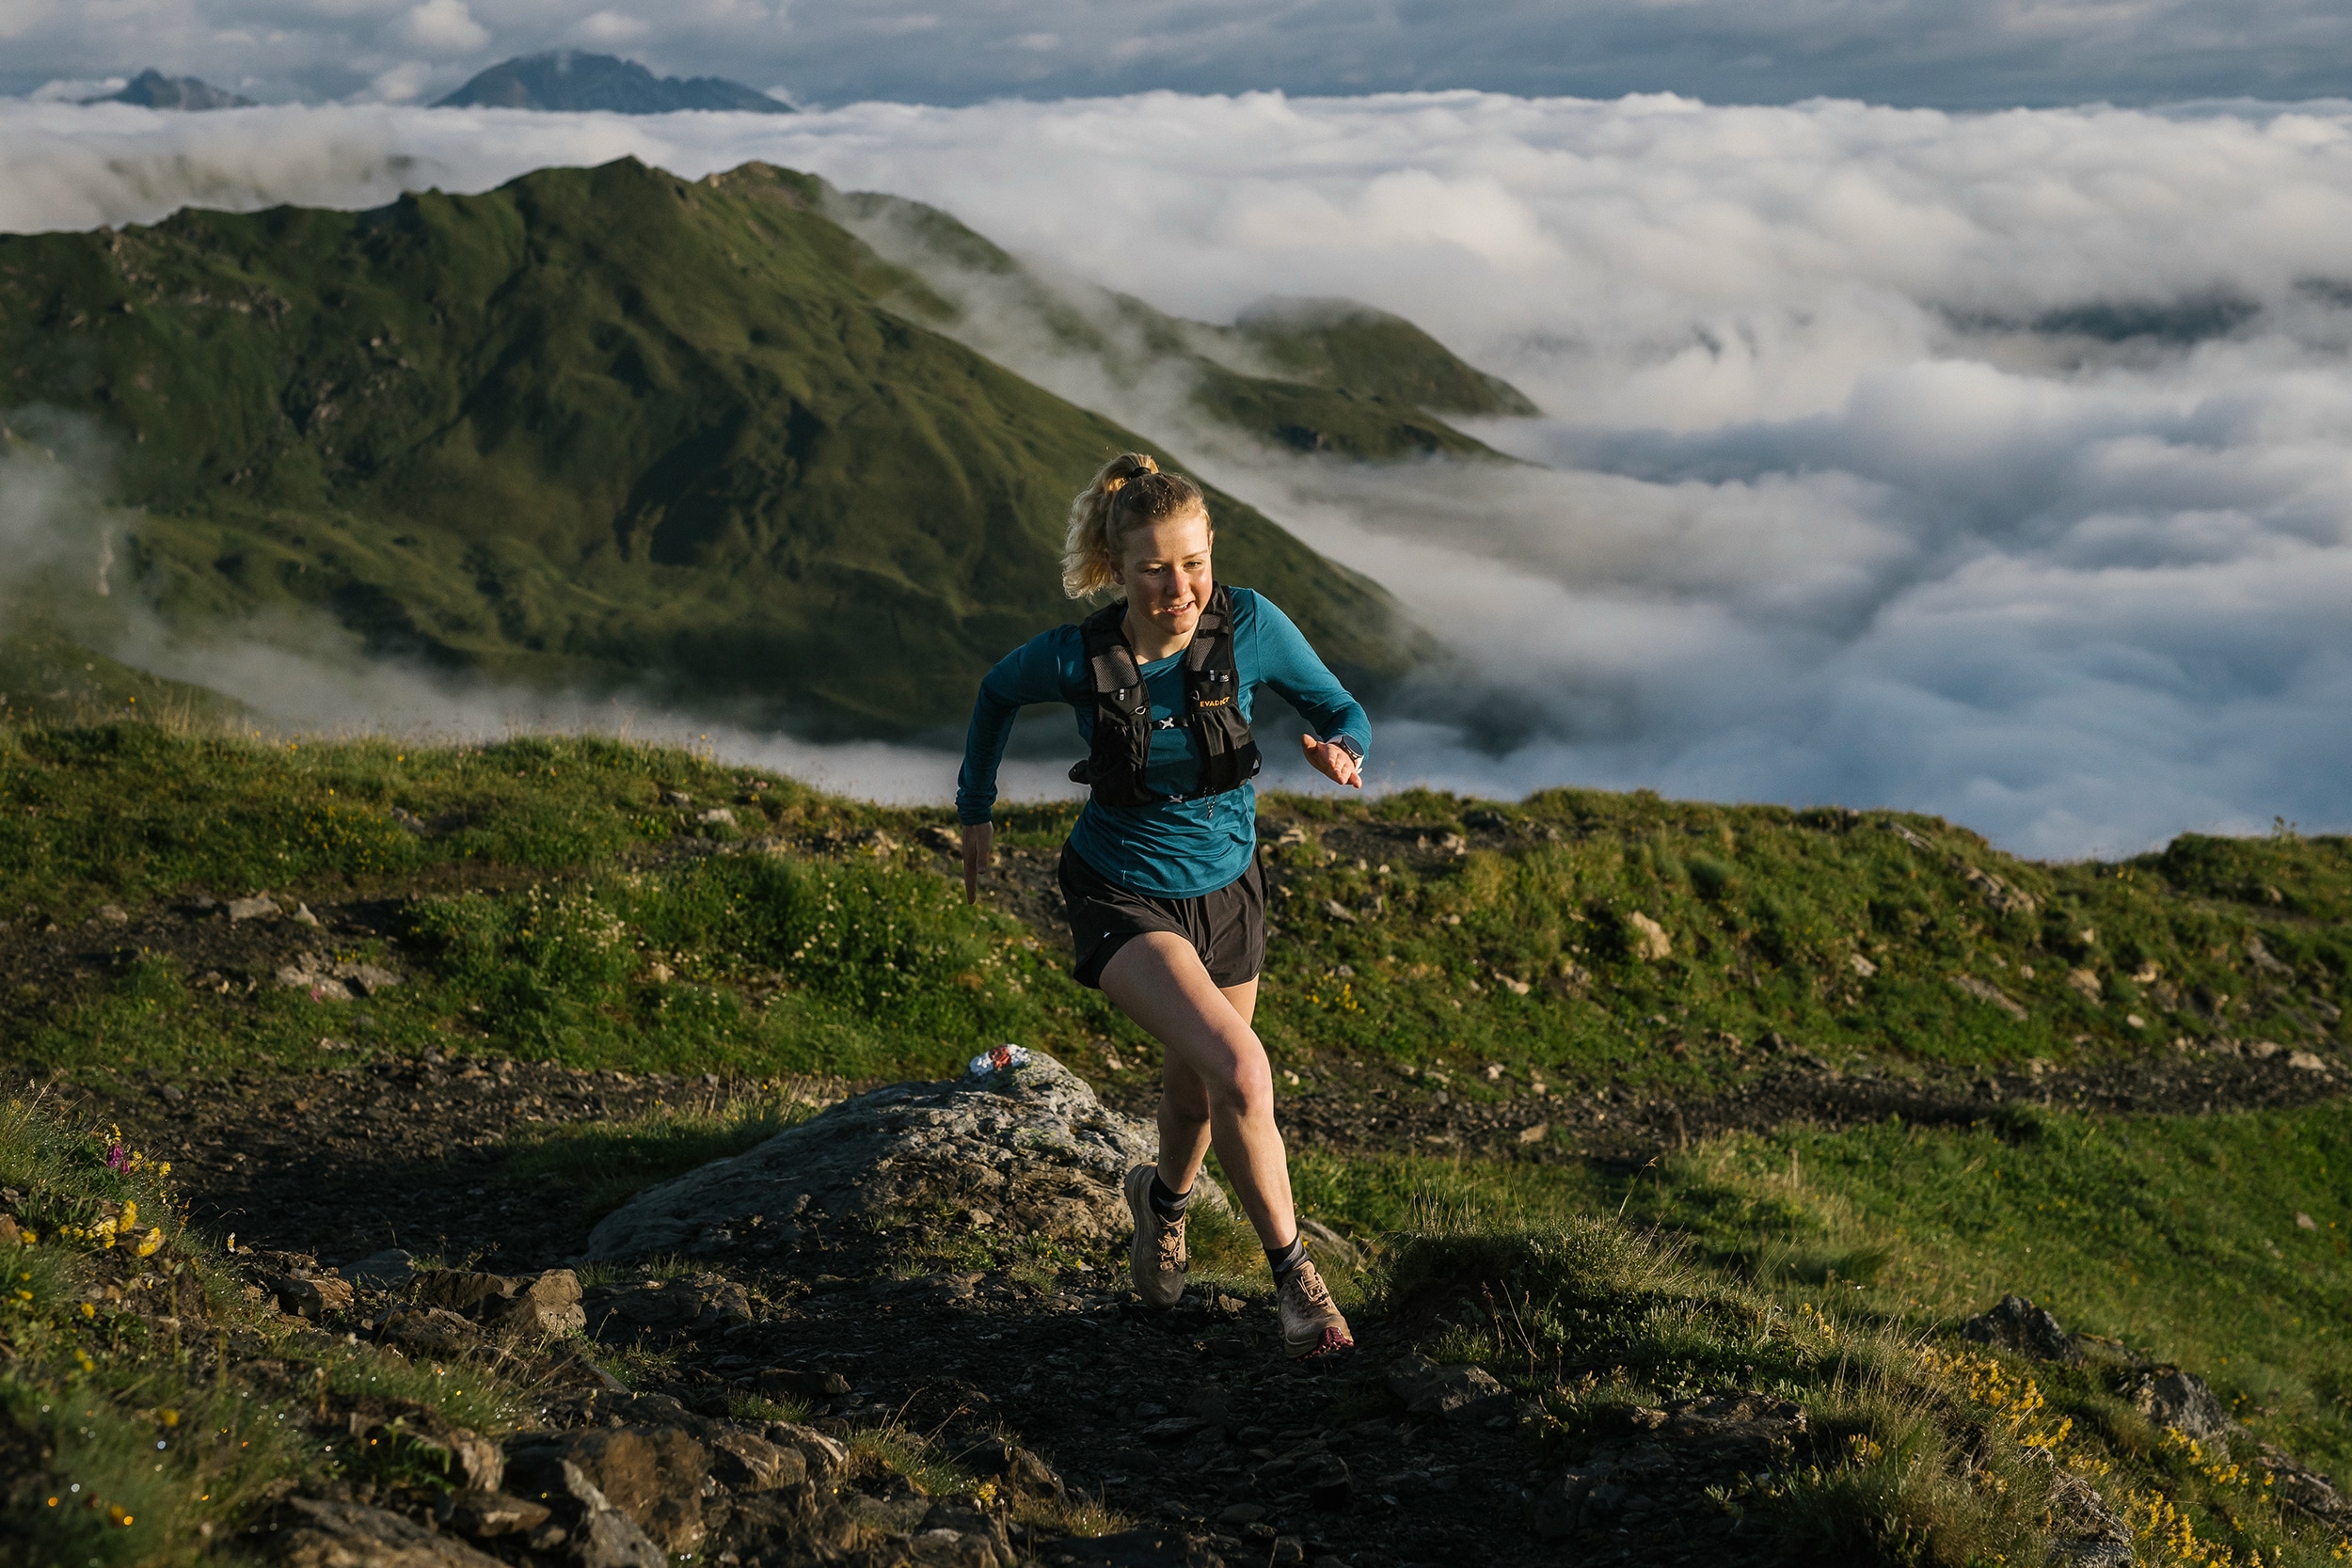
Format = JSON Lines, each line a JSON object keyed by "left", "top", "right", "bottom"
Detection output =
{"left": 1148, "top": 1172, "right": 1194, "bottom": 1223}
{"left": 1266, "top": 1236, "right": 1307, "bottom": 1280}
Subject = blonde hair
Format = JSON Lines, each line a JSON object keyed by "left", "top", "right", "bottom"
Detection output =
{"left": 1060, "top": 452, "right": 1208, "bottom": 598}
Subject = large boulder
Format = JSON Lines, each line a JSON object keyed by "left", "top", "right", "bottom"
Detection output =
{"left": 584, "top": 1050, "right": 1218, "bottom": 1260}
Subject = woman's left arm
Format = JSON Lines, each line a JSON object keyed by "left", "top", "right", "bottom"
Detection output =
{"left": 1247, "top": 594, "right": 1372, "bottom": 789}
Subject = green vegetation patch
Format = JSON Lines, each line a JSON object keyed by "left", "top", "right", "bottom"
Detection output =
{"left": 5, "top": 724, "right": 2344, "bottom": 1098}
{"left": 1284, "top": 1102, "right": 2352, "bottom": 1566}
{"left": 0, "top": 1095, "right": 523, "bottom": 1567}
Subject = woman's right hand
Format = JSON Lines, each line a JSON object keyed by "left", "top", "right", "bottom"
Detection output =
{"left": 961, "top": 820, "right": 993, "bottom": 904}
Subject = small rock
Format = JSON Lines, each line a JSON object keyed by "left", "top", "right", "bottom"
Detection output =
{"left": 1321, "top": 899, "right": 1356, "bottom": 924}
{"left": 280, "top": 1497, "right": 505, "bottom": 1568}
{"left": 704, "top": 1430, "right": 804, "bottom": 1491}
{"left": 1530, "top": 1471, "right": 1589, "bottom": 1539}
{"left": 227, "top": 895, "right": 280, "bottom": 922}
{"left": 1305, "top": 1452, "right": 1355, "bottom": 1511}
{"left": 755, "top": 1367, "right": 851, "bottom": 1400}
{"left": 433, "top": 1489, "right": 551, "bottom": 1540}
{"left": 2066, "top": 968, "right": 2104, "bottom": 1001}
{"left": 1517, "top": 1122, "right": 1549, "bottom": 1144}
{"left": 2298, "top": 1212, "right": 2319, "bottom": 1230}
{"left": 760, "top": 1422, "right": 848, "bottom": 1483}
{"left": 2127, "top": 1369, "right": 2234, "bottom": 1444}
{"left": 1622, "top": 911, "right": 1670, "bottom": 961}
{"left": 276, "top": 1275, "right": 356, "bottom": 1319}
{"left": 918, "top": 824, "right": 961, "bottom": 852}
{"left": 2287, "top": 1050, "right": 2329, "bottom": 1073}
{"left": 1949, "top": 973, "right": 2029, "bottom": 1022}
{"left": 660, "top": 790, "right": 693, "bottom": 807}
{"left": 1217, "top": 1503, "right": 1265, "bottom": 1526}
{"left": 97, "top": 903, "right": 128, "bottom": 924}
{"left": 1385, "top": 1355, "right": 1514, "bottom": 1423}
{"left": 491, "top": 1270, "right": 586, "bottom": 1339}
{"left": 969, "top": 1440, "right": 1063, "bottom": 1500}
{"left": 501, "top": 1455, "right": 664, "bottom": 1568}
{"left": 697, "top": 807, "right": 736, "bottom": 826}
{"left": 379, "top": 1307, "right": 483, "bottom": 1355}
{"left": 918, "top": 1501, "right": 1014, "bottom": 1567}
{"left": 293, "top": 902, "right": 321, "bottom": 927}
{"left": 156, "top": 1084, "right": 185, "bottom": 1104}
{"left": 509, "top": 1429, "right": 712, "bottom": 1556}
{"left": 411, "top": 1270, "right": 519, "bottom": 1314}
{"left": 1142, "top": 1416, "right": 1207, "bottom": 1444}
{"left": 1959, "top": 1294, "right": 2082, "bottom": 1365}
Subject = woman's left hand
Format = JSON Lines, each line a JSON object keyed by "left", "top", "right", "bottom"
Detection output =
{"left": 1301, "top": 734, "right": 1362, "bottom": 789}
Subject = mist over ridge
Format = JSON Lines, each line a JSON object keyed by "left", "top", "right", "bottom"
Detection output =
{"left": 1, "top": 90, "right": 2348, "bottom": 857}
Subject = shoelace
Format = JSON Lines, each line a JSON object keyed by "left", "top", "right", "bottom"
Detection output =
{"left": 1287, "top": 1265, "right": 1332, "bottom": 1309}
{"left": 1155, "top": 1215, "right": 1187, "bottom": 1270}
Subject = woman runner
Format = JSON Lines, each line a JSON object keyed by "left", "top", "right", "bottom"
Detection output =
{"left": 956, "top": 452, "right": 1366, "bottom": 1359}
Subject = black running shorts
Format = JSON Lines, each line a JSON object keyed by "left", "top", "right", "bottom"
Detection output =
{"left": 1057, "top": 843, "right": 1266, "bottom": 991}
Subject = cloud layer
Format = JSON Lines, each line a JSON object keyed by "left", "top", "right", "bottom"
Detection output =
{"left": 2, "top": 91, "right": 2350, "bottom": 855}
{"left": 8, "top": 1, "right": 2352, "bottom": 112}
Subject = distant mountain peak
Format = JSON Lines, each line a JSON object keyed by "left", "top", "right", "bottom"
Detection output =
{"left": 85, "top": 69, "right": 256, "bottom": 111}
{"left": 435, "top": 51, "right": 791, "bottom": 115}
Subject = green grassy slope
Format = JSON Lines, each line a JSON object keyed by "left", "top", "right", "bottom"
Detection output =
{"left": 1282, "top": 1111, "right": 2352, "bottom": 1564}
{"left": 8, "top": 722, "right": 2350, "bottom": 1563}
{"left": 827, "top": 188, "right": 1538, "bottom": 461}
{"left": 3, "top": 724, "right": 2341, "bottom": 1091}
{"left": 0, "top": 159, "right": 1418, "bottom": 737}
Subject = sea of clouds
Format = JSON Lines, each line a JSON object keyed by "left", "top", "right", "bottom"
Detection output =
{"left": 3, "top": 91, "right": 2350, "bottom": 855}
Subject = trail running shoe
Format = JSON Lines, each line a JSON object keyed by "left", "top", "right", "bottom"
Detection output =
{"left": 1278, "top": 1258, "right": 1354, "bottom": 1359}
{"left": 1124, "top": 1164, "right": 1188, "bottom": 1308}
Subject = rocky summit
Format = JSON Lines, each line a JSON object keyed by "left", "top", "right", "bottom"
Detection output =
{"left": 585, "top": 1050, "right": 1225, "bottom": 1261}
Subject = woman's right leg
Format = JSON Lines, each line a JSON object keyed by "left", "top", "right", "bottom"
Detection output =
{"left": 1098, "top": 931, "right": 1295, "bottom": 1250}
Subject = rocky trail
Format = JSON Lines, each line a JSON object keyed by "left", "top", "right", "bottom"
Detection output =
{"left": 79, "top": 1053, "right": 1887, "bottom": 1568}
{"left": 24, "top": 1035, "right": 2344, "bottom": 1568}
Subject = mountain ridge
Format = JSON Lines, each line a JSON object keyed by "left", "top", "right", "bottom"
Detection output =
{"left": 0, "top": 158, "right": 1440, "bottom": 736}
{"left": 82, "top": 69, "right": 256, "bottom": 111}
{"left": 436, "top": 51, "right": 790, "bottom": 115}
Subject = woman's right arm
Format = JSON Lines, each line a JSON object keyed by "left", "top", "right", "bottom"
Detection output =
{"left": 956, "top": 628, "right": 1080, "bottom": 903}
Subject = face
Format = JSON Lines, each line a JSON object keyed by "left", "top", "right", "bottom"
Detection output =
{"left": 1112, "top": 507, "right": 1214, "bottom": 639}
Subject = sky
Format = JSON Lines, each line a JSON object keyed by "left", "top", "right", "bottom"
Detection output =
{"left": 8, "top": 0, "right": 2352, "bottom": 113}
{"left": 3, "top": 89, "right": 2349, "bottom": 858}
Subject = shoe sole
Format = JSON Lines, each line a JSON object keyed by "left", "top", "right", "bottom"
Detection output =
{"left": 1285, "top": 1325, "right": 1355, "bottom": 1359}
{"left": 1124, "top": 1165, "right": 1185, "bottom": 1309}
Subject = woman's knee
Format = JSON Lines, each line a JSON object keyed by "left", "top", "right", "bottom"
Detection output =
{"left": 1200, "top": 1032, "right": 1273, "bottom": 1117}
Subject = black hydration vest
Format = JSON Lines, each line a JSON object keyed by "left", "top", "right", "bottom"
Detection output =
{"left": 1067, "top": 585, "right": 1263, "bottom": 808}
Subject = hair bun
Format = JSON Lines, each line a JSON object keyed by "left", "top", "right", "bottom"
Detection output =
{"left": 1136, "top": 454, "right": 1158, "bottom": 474}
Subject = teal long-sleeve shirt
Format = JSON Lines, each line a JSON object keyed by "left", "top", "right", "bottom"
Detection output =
{"left": 956, "top": 587, "right": 1371, "bottom": 898}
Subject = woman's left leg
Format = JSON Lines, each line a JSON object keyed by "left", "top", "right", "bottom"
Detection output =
{"left": 1100, "top": 933, "right": 1293, "bottom": 1248}
{"left": 1148, "top": 974, "right": 1258, "bottom": 1211}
